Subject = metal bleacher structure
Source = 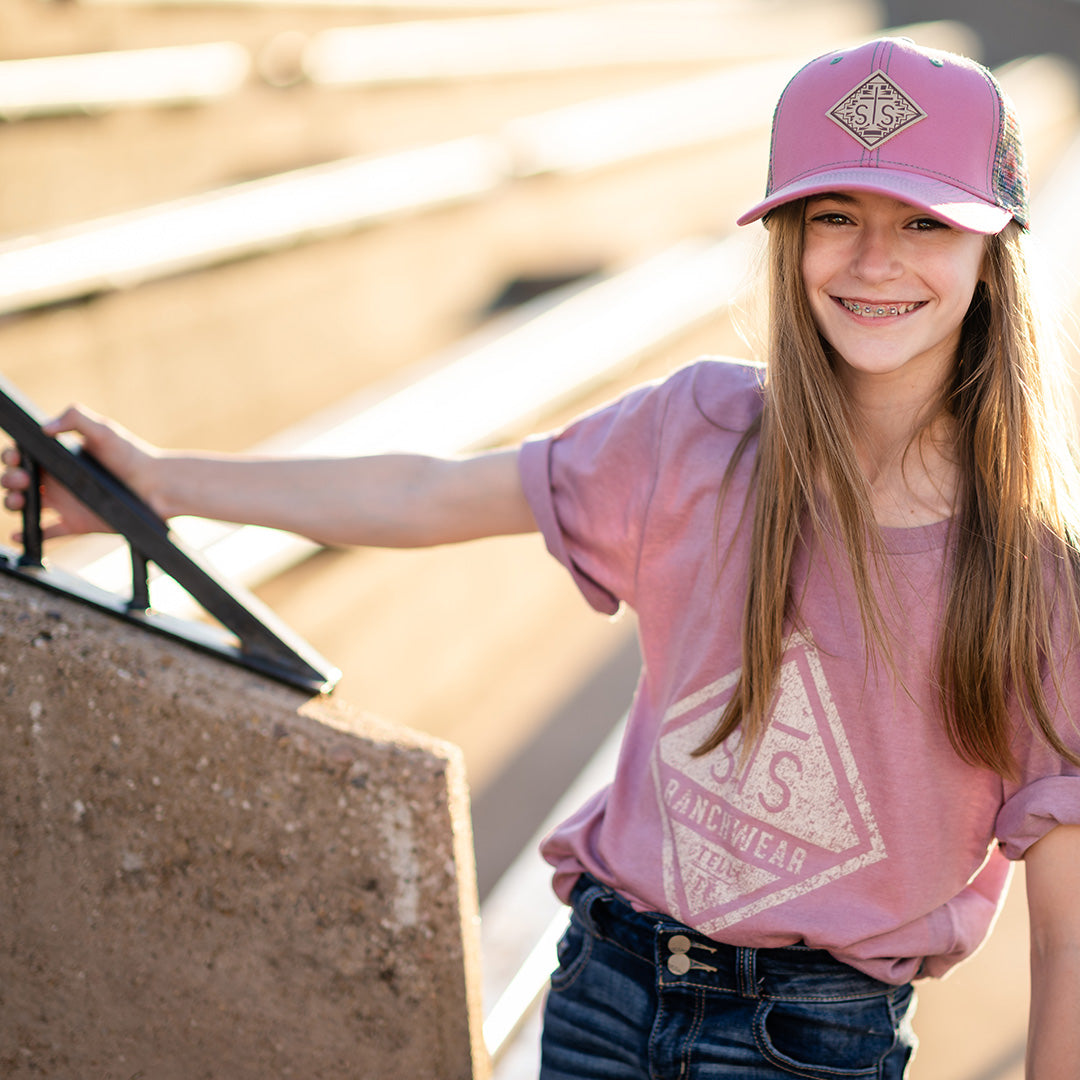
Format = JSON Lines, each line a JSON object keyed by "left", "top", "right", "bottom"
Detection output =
{"left": 2, "top": 1, "right": 1080, "bottom": 1076}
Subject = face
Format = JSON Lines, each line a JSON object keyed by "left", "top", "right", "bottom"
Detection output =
{"left": 800, "top": 191, "right": 987, "bottom": 400}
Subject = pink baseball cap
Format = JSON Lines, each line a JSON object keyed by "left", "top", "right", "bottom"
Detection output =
{"left": 737, "top": 37, "right": 1029, "bottom": 234}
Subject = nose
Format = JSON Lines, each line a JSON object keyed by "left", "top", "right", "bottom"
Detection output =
{"left": 850, "top": 225, "right": 902, "bottom": 283}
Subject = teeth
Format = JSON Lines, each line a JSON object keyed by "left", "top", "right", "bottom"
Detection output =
{"left": 840, "top": 299, "right": 921, "bottom": 317}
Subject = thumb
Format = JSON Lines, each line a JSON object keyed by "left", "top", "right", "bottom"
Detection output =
{"left": 41, "top": 404, "right": 99, "bottom": 440}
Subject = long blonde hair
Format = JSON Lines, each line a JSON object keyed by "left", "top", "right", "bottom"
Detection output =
{"left": 695, "top": 201, "right": 1080, "bottom": 778}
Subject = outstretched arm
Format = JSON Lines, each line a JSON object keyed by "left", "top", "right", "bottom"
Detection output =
{"left": 1, "top": 404, "right": 537, "bottom": 548}
{"left": 1024, "top": 823, "right": 1080, "bottom": 1078}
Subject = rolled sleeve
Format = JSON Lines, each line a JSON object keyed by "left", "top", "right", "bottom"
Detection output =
{"left": 516, "top": 360, "right": 763, "bottom": 618}
{"left": 515, "top": 375, "right": 680, "bottom": 615}
{"left": 518, "top": 435, "right": 620, "bottom": 615}
{"left": 996, "top": 775, "right": 1080, "bottom": 859}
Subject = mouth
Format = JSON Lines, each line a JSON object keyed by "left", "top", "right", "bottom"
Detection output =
{"left": 837, "top": 298, "right": 926, "bottom": 318}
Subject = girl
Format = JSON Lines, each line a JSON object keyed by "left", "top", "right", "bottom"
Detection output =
{"left": 5, "top": 36, "right": 1080, "bottom": 1079}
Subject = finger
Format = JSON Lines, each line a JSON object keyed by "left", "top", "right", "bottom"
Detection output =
{"left": 2, "top": 466, "right": 30, "bottom": 492}
{"left": 0, "top": 445, "right": 21, "bottom": 467}
{"left": 11, "top": 521, "right": 83, "bottom": 544}
{"left": 4, "top": 490, "right": 26, "bottom": 512}
{"left": 42, "top": 409, "right": 80, "bottom": 438}
{"left": 42, "top": 403, "right": 107, "bottom": 441}
{"left": 40, "top": 521, "right": 79, "bottom": 541}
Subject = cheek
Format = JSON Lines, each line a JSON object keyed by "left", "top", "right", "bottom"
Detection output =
{"left": 800, "top": 246, "right": 820, "bottom": 295}
{"left": 945, "top": 266, "right": 984, "bottom": 318}
{"left": 800, "top": 251, "right": 830, "bottom": 324}
{"left": 949, "top": 241, "right": 988, "bottom": 307}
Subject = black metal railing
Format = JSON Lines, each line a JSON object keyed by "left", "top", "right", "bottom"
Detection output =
{"left": 0, "top": 376, "right": 339, "bottom": 695}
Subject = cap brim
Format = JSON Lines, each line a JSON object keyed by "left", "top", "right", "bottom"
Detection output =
{"left": 736, "top": 167, "right": 1013, "bottom": 235}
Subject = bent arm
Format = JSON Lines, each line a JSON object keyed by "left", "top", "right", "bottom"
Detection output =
{"left": 1024, "top": 823, "right": 1080, "bottom": 1078}
{"left": 2, "top": 404, "right": 537, "bottom": 548}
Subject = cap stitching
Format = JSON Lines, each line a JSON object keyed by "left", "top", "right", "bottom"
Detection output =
{"left": 776, "top": 156, "right": 995, "bottom": 197}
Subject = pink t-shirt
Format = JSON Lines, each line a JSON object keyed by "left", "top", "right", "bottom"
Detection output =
{"left": 518, "top": 357, "right": 1080, "bottom": 984}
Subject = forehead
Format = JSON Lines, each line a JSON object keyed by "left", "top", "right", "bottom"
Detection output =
{"left": 804, "top": 191, "right": 926, "bottom": 214}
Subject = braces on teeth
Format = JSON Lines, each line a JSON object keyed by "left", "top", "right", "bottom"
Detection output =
{"left": 841, "top": 299, "right": 919, "bottom": 317}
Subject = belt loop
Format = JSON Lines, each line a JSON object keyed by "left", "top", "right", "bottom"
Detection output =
{"left": 570, "top": 874, "right": 611, "bottom": 937}
{"left": 736, "top": 946, "right": 758, "bottom": 998}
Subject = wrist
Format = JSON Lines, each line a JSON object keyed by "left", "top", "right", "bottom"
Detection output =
{"left": 137, "top": 452, "right": 176, "bottom": 521}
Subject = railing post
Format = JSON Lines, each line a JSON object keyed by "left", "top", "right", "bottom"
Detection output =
{"left": 15, "top": 445, "right": 43, "bottom": 569}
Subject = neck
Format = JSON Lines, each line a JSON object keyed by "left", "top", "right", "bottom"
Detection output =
{"left": 841, "top": 370, "right": 958, "bottom": 528}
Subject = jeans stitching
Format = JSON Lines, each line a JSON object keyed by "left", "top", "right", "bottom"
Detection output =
{"left": 885, "top": 984, "right": 917, "bottom": 1078}
{"left": 647, "top": 966, "right": 666, "bottom": 1080}
{"left": 751, "top": 997, "right": 892, "bottom": 1079}
{"left": 548, "top": 918, "right": 594, "bottom": 993}
{"left": 573, "top": 883, "right": 610, "bottom": 935}
{"left": 681, "top": 987, "right": 707, "bottom": 1078}
{"left": 595, "top": 931, "right": 655, "bottom": 966}
{"left": 586, "top": 925, "right": 898, "bottom": 1003}
{"left": 759, "top": 990, "right": 895, "bottom": 1003}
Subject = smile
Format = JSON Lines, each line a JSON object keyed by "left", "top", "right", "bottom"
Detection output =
{"left": 838, "top": 298, "right": 925, "bottom": 318}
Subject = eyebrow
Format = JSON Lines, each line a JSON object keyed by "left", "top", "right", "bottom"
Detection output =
{"left": 805, "top": 191, "right": 934, "bottom": 217}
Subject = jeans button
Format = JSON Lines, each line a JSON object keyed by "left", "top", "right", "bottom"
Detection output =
{"left": 667, "top": 953, "right": 692, "bottom": 975}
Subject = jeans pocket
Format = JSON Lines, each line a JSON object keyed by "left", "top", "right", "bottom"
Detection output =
{"left": 755, "top": 988, "right": 905, "bottom": 1078}
{"left": 549, "top": 911, "right": 593, "bottom": 992}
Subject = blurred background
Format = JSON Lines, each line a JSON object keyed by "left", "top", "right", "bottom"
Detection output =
{"left": 1, "top": 1, "right": 1079, "bottom": 1076}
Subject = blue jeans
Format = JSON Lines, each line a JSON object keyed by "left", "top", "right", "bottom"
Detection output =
{"left": 540, "top": 875, "right": 917, "bottom": 1079}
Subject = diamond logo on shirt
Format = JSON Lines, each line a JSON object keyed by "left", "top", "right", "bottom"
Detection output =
{"left": 828, "top": 70, "right": 926, "bottom": 150}
{"left": 652, "top": 632, "right": 886, "bottom": 934}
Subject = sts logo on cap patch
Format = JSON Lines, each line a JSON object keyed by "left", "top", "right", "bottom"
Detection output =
{"left": 828, "top": 71, "right": 927, "bottom": 150}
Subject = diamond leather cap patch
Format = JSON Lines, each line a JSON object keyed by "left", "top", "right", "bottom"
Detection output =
{"left": 828, "top": 70, "right": 926, "bottom": 150}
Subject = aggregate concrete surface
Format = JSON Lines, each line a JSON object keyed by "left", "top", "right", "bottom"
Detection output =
{"left": 0, "top": 572, "right": 485, "bottom": 1079}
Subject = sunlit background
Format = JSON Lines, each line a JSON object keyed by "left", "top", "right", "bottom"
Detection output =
{"left": 2, "top": 1, "right": 1079, "bottom": 1076}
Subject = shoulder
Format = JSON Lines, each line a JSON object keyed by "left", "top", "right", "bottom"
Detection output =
{"left": 525, "top": 356, "right": 765, "bottom": 460}
{"left": 676, "top": 356, "right": 766, "bottom": 430}
{"left": 643, "top": 356, "right": 766, "bottom": 433}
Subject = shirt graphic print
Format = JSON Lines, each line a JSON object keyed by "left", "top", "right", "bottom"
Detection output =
{"left": 651, "top": 632, "right": 887, "bottom": 934}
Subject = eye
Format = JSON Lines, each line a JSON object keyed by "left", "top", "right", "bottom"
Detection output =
{"left": 908, "top": 216, "right": 949, "bottom": 231}
{"left": 808, "top": 211, "right": 852, "bottom": 227}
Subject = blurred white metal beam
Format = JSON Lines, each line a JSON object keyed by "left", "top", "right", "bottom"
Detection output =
{"left": 302, "top": 1, "right": 876, "bottom": 85}
{"left": 0, "top": 138, "right": 507, "bottom": 314}
{"left": 0, "top": 42, "right": 250, "bottom": 120}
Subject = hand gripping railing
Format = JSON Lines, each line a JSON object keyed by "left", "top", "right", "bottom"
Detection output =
{"left": 0, "top": 376, "right": 340, "bottom": 695}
